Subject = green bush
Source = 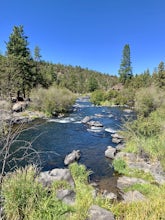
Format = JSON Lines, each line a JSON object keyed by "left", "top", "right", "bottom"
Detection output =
{"left": 113, "top": 158, "right": 127, "bottom": 174}
{"left": 134, "top": 86, "right": 165, "bottom": 117}
{"left": 30, "top": 85, "right": 76, "bottom": 115}
{"left": 90, "top": 90, "right": 106, "bottom": 105}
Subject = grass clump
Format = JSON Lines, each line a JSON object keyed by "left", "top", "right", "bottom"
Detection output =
{"left": 1, "top": 165, "right": 73, "bottom": 220}
{"left": 69, "top": 163, "right": 94, "bottom": 220}
{"left": 111, "top": 184, "right": 165, "bottom": 220}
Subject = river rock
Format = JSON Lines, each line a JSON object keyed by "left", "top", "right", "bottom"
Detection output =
{"left": 111, "top": 133, "right": 123, "bottom": 139}
{"left": 64, "top": 150, "right": 81, "bottom": 165}
{"left": 117, "top": 176, "right": 148, "bottom": 190}
{"left": 12, "top": 101, "right": 28, "bottom": 112}
{"left": 87, "top": 120, "right": 103, "bottom": 127}
{"left": 38, "top": 168, "right": 75, "bottom": 188}
{"left": 112, "top": 137, "right": 122, "bottom": 144}
{"left": 123, "top": 109, "right": 133, "bottom": 113}
{"left": 87, "top": 205, "right": 115, "bottom": 220}
{"left": 102, "top": 190, "right": 117, "bottom": 201}
{"left": 81, "top": 116, "right": 92, "bottom": 124}
{"left": 116, "top": 144, "right": 125, "bottom": 151}
{"left": 56, "top": 189, "right": 76, "bottom": 205}
{"left": 105, "top": 146, "right": 116, "bottom": 159}
{"left": 121, "top": 190, "right": 146, "bottom": 202}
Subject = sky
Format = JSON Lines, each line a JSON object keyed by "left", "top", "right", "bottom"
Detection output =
{"left": 0, "top": 0, "right": 165, "bottom": 75}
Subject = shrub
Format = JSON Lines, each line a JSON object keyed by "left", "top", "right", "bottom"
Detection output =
{"left": 134, "top": 86, "right": 165, "bottom": 117}
{"left": 90, "top": 90, "right": 106, "bottom": 105}
{"left": 30, "top": 85, "right": 76, "bottom": 115}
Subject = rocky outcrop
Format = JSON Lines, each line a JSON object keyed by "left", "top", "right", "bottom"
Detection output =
{"left": 64, "top": 150, "right": 81, "bottom": 165}
{"left": 38, "top": 168, "right": 75, "bottom": 188}
{"left": 105, "top": 146, "right": 117, "bottom": 159}
{"left": 87, "top": 205, "right": 115, "bottom": 220}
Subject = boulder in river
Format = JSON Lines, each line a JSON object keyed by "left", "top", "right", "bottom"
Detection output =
{"left": 64, "top": 150, "right": 81, "bottom": 165}
{"left": 105, "top": 146, "right": 117, "bottom": 159}
{"left": 112, "top": 137, "right": 122, "bottom": 144}
{"left": 87, "top": 120, "right": 103, "bottom": 127}
{"left": 81, "top": 116, "right": 92, "bottom": 124}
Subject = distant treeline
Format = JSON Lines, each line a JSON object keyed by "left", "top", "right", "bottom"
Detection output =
{"left": 0, "top": 25, "right": 165, "bottom": 101}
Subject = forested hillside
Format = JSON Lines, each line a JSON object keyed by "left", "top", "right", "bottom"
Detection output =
{"left": 0, "top": 25, "right": 117, "bottom": 101}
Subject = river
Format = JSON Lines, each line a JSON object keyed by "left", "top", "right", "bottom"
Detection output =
{"left": 18, "top": 97, "right": 134, "bottom": 182}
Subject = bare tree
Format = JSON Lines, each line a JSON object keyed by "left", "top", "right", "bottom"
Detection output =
{"left": 0, "top": 119, "right": 42, "bottom": 184}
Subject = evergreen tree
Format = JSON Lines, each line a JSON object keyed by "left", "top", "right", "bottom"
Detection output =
{"left": 118, "top": 44, "right": 133, "bottom": 83}
{"left": 156, "top": 61, "right": 165, "bottom": 88}
{"left": 6, "top": 25, "right": 33, "bottom": 98}
{"left": 34, "top": 46, "right": 42, "bottom": 61}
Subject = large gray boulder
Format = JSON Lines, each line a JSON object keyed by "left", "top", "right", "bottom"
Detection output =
{"left": 87, "top": 205, "right": 115, "bottom": 220}
{"left": 64, "top": 150, "right": 81, "bottom": 165}
{"left": 38, "top": 168, "right": 75, "bottom": 188}
{"left": 105, "top": 146, "right": 117, "bottom": 159}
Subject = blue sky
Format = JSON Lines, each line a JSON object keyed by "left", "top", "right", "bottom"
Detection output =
{"left": 0, "top": 0, "right": 165, "bottom": 75}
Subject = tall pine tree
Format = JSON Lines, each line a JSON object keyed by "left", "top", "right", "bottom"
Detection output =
{"left": 118, "top": 44, "right": 133, "bottom": 84}
{"left": 6, "top": 25, "right": 33, "bottom": 99}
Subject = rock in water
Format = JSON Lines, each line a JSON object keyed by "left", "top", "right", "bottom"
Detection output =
{"left": 105, "top": 146, "right": 117, "bottom": 159}
{"left": 64, "top": 150, "right": 81, "bottom": 165}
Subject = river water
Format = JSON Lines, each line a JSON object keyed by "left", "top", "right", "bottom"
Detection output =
{"left": 19, "top": 97, "right": 134, "bottom": 181}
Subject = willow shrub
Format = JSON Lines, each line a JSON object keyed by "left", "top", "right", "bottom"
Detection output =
{"left": 30, "top": 85, "right": 76, "bottom": 116}
{"left": 134, "top": 86, "right": 165, "bottom": 117}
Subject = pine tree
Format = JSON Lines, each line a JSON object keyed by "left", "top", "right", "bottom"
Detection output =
{"left": 6, "top": 25, "right": 33, "bottom": 98}
{"left": 156, "top": 61, "right": 165, "bottom": 88}
{"left": 118, "top": 44, "right": 133, "bottom": 83}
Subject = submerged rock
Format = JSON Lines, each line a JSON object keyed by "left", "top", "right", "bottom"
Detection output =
{"left": 64, "top": 150, "right": 81, "bottom": 165}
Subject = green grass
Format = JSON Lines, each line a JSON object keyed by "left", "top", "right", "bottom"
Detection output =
{"left": 113, "top": 158, "right": 154, "bottom": 182}
{"left": 1, "top": 166, "right": 74, "bottom": 220}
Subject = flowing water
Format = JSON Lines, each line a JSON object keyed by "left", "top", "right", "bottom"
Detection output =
{"left": 19, "top": 97, "right": 134, "bottom": 182}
